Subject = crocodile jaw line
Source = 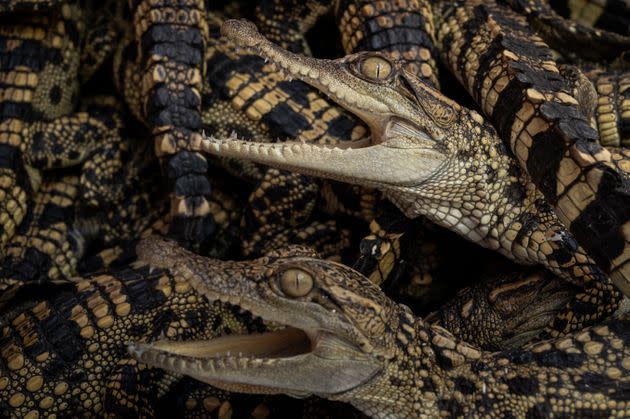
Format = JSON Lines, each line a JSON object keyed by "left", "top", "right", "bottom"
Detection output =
{"left": 209, "top": 20, "right": 445, "bottom": 187}
{"left": 196, "top": 136, "right": 444, "bottom": 188}
{"left": 129, "top": 239, "right": 381, "bottom": 397}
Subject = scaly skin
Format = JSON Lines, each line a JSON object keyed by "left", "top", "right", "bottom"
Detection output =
{"left": 204, "top": 20, "right": 372, "bottom": 257}
{"left": 584, "top": 67, "right": 630, "bottom": 147}
{"left": 434, "top": 0, "right": 630, "bottom": 294}
{"left": 255, "top": 0, "right": 334, "bottom": 54}
{"left": 78, "top": 158, "right": 243, "bottom": 276}
{"left": 125, "top": 0, "right": 213, "bottom": 248}
{"left": 335, "top": 0, "right": 450, "bottom": 288}
{"left": 550, "top": 0, "right": 630, "bottom": 35}
{"left": 0, "top": 103, "right": 162, "bottom": 298}
{"left": 336, "top": 0, "right": 440, "bottom": 88}
{"left": 502, "top": 0, "right": 630, "bottom": 61}
{"left": 0, "top": 265, "right": 255, "bottom": 417}
{"left": 425, "top": 270, "right": 577, "bottom": 351}
{"left": 191, "top": 20, "right": 620, "bottom": 336}
{"left": 0, "top": 4, "right": 126, "bottom": 249}
{"left": 131, "top": 236, "right": 630, "bottom": 419}
{"left": 0, "top": 174, "right": 82, "bottom": 294}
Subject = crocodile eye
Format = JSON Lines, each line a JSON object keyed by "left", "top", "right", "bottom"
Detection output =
{"left": 360, "top": 56, "right": 392, "bottom": 80}
{"left": 279, "top": 268, "right": 313, "bottom": 297}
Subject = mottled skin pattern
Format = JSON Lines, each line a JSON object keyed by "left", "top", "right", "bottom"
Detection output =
{"left": 0, "top": 0, "right": 61, "bottom": 13}
{"left": 73, "top": 173, "right": 166, "bottom": 277}
{"left": 77, "top": 163, "right": 243, "bottom": 277}
{"left": 125, "top": 0, "right": 213, "bottom": 248}
{"left": 335, "top": 0, "right": 448, "bottom": 290}
{"left": 0, "top": 113, "right": 164, "bottom": 301}
{"left": 585, "top": 67, "right": 630, "bottom": 147}
{"left": 0, "top": 174, "right": 82, "bottom": 294}
{"left": 425, "top": 270, "right": 578, "bottom": 351}
{"left": 131, "top": 236, "right": 630, "bottom": 419}
{"left": 353, "top": 210, "right": 406, "bottom": 286}
{"left": 204, "top": 21, "right": 373, "bottom": 257}
{"left": 0, "top": 266, "right": 255, "bottom": 417}
{"left": 550, "top": 0, "right": 630, "bottom": 35}
{"left": 255, "top": 0, "right": 333, "bottom": 54}
{"left": 435, "top": 0, "right": 630, "bottom": 295}
{"left": 0, "top": 4, "right": 125, "bottom": 250}
{"left": 353, "top": 209, "right": 465, "bottom": 307}
{"left": 336, "top": 0, "right": 440, "bottom": 88}
{"left": 502, "top": 0, "right": 630, "bottom": 61}
{"left": 194, "top": 20, "right": 620, "bottom": 336}
{"left": 351, "top": 204, "right": 451, "bottom": 298}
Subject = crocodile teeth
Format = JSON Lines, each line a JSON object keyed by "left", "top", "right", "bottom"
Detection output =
{"left": 202, "top": 359, "right": 215, "bottom": 372}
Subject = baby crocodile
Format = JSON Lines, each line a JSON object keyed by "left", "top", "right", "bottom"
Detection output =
{"left": 131, "top": 235, "right": 630, "bottom": 418}
{"left": 193, "top": 20, "right": 621, "bottom": 335}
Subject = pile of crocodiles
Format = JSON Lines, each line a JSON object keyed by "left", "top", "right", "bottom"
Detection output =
{"left": 1, "top": 0, "right": 630, "bottom": 417}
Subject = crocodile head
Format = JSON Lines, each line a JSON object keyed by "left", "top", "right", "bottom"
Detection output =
{"left": 196, "top": 20, "right": 512, "bottom": 216}
{"left": 128, "top": 235, "right": 404, "bottom": 400}
{"left": 194, "top": 20, "right": 510, "bottom": 226}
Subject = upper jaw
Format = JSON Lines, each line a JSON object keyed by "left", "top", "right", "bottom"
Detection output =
{"left": 221, "top": 20, "right": 389, "bottom": 118}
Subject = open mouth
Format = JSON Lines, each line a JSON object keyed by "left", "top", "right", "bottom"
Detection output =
{"left": 130, "top": 326, "right": 314, "bottom": 368}
{"left": 190, "top": 20, "right": 447, "bottom": 190}
{"left": 130, "top": 236, "right": 383, "bottom": 395}
{"left": 128, "top": 317, "right": 382, "bottom": 396}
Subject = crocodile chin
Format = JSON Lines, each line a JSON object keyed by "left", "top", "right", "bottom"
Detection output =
{"left": 129, "top": 325, "right": 380, "bottom": 397}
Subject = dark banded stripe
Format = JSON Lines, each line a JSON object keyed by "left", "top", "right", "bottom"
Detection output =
{"left": 437, "top": 0, "right": 630, "bottom": 290}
